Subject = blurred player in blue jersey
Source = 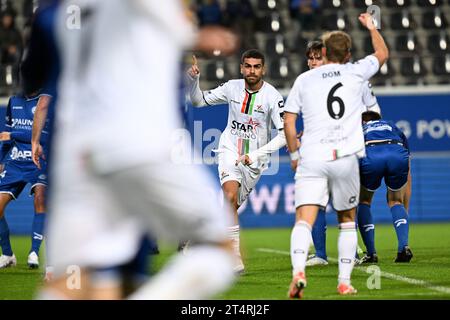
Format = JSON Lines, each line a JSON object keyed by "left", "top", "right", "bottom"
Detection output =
{"left": 0, "top": 91, "right": 50, "bottom": 269}
{"left": 357, "top": 111, "right": 413, "bottom": 263}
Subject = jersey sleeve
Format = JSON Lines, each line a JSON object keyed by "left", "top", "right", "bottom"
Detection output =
{"left": 362, "top": 81, "right": 379, "bottom": 110}
{"left": 269, "top": 92, "right": 285, "bottom": 130}
{"left": 353, "top": 55, "right": 380, "bottom": 81}
{"left": 284, "top": 77, "right": 302, "bottom": 115}
{"left": 202, "top": 82, "right": 230, "bottom": 106}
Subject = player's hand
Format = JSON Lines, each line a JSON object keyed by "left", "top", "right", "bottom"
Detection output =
{"left": 32, "top": 142, "right": 45, "bottom": 169}
{"left": 290, "top": 159, "right": 298, "bottom": 172}
{"left": 187, "top": 55, "right": 200, "bottom": 78}
{"left": 0, "top": 132, "right": 11, "bottom": 141}
{"left": 235, "top": 154, "right": 253, "bottom": 166}
{"left": 359, "top": 13, "right": 376, "bottom": 31}
{"left": 285, "top": 132, "right": 303, "bottom": 153}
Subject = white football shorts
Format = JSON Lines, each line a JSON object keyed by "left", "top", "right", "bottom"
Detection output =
{"left": 294, "top": 155, "right": 360, "bottom": 211}
{"left": 217, "top": 150, "right": 262, "bottom": 206}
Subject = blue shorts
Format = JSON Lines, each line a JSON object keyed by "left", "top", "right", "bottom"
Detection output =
{"left": 359, "top": 144, "right": 409, "bottom": 192}
{"left": 0, "top": 161, "right": 48, "bottom": 199}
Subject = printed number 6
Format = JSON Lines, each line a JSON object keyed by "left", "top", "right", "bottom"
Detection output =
{"left": 327, "top": 82, "right": 345, "bottom": 120}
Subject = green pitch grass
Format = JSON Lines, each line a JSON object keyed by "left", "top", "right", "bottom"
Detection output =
{"left": 1, "top": 223, "right": 450, "bottom": 300}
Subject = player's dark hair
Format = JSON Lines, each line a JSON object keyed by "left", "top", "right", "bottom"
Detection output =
{"left": 241, "top": 49, "right": 265, "bottom": 66}
{"left": 306, "top": 40, "right": 323, "bottom": 58}
{"left": 362, "top": 111, "right": 382, "bottom": 122}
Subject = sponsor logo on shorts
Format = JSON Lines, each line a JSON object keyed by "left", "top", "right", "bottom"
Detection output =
{"left": 349, "top": 196, "right": 357, "bottom": 204}
{"left": 0, "top": 170, "right": 6, "bottom": 179}
{"left": 38, "top": 174, "right": 47, "bottom": 181}
{"left": 220, "top": 171, "right": 230, "bottom": 181}
{"left": 10, "top": 147, "right": 32, "bottom": 160}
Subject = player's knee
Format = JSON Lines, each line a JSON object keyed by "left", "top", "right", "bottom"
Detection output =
{"left": 388, "top": 200, "right": 403, "bottom": 208}
{"left": 223, "top": 190, "right": 238, "bottom": 207}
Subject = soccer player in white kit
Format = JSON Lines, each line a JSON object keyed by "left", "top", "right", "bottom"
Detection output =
{"left": 186, "top": 49, "right": 286, "bottom": 273}
{"left": 40, "top": 0, "right": 238, "bottom": 300}
{"left": 283, "top": 13, "right": 389, "bottom": 298}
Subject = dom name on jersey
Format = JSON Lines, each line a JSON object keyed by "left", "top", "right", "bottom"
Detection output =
{"left": 230, "top": 120, "right": 258, "bottom": 140}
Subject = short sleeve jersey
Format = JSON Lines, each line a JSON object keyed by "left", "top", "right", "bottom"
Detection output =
{"left": 285, "top": 55, "right": 380, "bottom": 161}
{"left": 202, "top": 79, "right": 284, "bottom": 165}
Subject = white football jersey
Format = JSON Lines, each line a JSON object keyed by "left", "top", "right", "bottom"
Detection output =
{"left": 55, "top": 0, "right": 196, "bottom": 171}
{"left": 285, "top": 55, "right": 380, "bottom": 161}
{"left": 200, "top": 79, "right": 284, "bottom": 167}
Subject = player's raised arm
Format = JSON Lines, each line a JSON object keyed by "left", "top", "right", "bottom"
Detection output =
{"left": 185, "top": 54, "right": 229, "bottom": 107}
{"left": 359, "top": 13, "right": 389, "bottom": 67}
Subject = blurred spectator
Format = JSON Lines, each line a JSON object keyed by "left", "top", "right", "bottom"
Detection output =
{"left": 0, "top": 10, "right": 22, "bottom": 65}
{"left": 0, "top": 0, "right": 16, "bottom": 15}
{"left": 197, "top": 0, "right": 224, "bottom": 26}
{"left": 290, "top": 0, "right": 320, "bottom": 31}
{"left": 224, "top": 0, "right": 256, "bottom": 50}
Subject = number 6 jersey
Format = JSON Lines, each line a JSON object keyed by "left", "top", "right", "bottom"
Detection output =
{"left": 284, "top": 55, "right": 380, "bottom": 161}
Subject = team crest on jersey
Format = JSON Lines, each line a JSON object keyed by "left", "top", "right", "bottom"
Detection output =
{"left": 254, "top": 105, "right": 265, "bottom": 114}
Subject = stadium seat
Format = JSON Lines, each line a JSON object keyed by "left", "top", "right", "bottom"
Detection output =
{"left": 400, "top": 56, "right": 427, "bottom": 77}
{"left": 256, "top": 12, "right": 284, "bottom": 33}
{"left": 265, "top": 34, "right": 288, "bottom": 58}
{"left": 417, "top": 0, "right": 443, "bottom": 7}
{"left": 290, "top": 35, "right": 309, "bottom": 56}
{"left": 321, "top": 0, "right": 347, "bottom": 9}
{"left": 395, "top": 33, "right": 421, "bottom": 53}
{"left": 385, "top": 0, "right": 412, "bottom": 7}
{"left": 321, "top": 11, "right": 351, "bottom": 31}
{"left": 205, "top": 60, "right": 231, "bottom": 82}
{"left": 269, "top": 57, "right": 293, "bottom": 81}
{"left": 432, "top": 54, "right": 450, "bottom": 75}
{"left": 422, "top": 9, "right": 448, "bottom": 29}
{"left": 390, "top": 9, "right": 415, "bottom": 30}
{"left": 257, "top": 0, "right": 278, "bottom": 12}
{"left": 353, "top": 0, "right": 383, "bottom": 9}
{"left": 427, "top": 32, "right": 450, "bottom": 53}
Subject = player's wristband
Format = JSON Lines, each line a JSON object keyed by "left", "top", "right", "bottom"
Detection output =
{"left": 289, "top": 150, "right": 300, "bottom": 161}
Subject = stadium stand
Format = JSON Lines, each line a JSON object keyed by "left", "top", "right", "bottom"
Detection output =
{"left": 0, "top": 0, "right": 449, "bottom": 91}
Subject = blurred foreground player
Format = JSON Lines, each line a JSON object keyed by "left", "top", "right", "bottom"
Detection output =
{"left": 39, "top": 0, "right": 238, "bottom": 299}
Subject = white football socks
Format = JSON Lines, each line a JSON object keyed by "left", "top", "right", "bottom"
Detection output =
{"left": 129, "top": 245, "right": 235, "bottom": 300}
{"left": 338, "top": 222, "right": 357, "bottom": 286}
{"left": 291, "top": 221, "right": 312, "bottom": 275}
